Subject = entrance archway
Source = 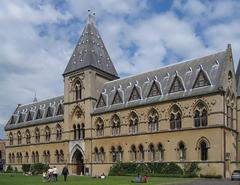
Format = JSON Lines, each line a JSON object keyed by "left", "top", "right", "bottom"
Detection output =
{"left": 72, "top": 149, "right": 84, "bottom": 175}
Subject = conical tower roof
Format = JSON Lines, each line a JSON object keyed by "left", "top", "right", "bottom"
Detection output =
{"left": 63, "top": 13, "right": 118, "bottom": 78}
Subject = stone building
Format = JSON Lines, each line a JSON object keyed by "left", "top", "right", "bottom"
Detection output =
{"left": 0, "top": 139, "right": 6, "bottom": 171}
{"left": 4, "top": 14, "right": 240, "bottom": 178}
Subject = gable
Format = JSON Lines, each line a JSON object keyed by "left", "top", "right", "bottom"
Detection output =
{"left": 26, "top": 111, "right": 33, "bottom": 121}
{"left": 169, "top": 76, "right": 184, "bottom": 93}
{"left": 96, "top": 94, "right": 106, "bottom": 108}
{"left": 129, "top": 86, "right": 141, "bottom": 101}
{"left": 46, "top": 107, "right": 53, "bottom": 118}
{"left": 112, "top": 90, "right": 123, "bottom": 104}
{"left": 56, "top": 104, "right": 64, "bottom": 115}
{"left": 193, "top": 69, "right": 211, "bottom": 88}
{"left": 148, "top": 81, "right": 161, "bottom": 97}
{"left": 36, "top": 109, "right": 43, "bottom": 119}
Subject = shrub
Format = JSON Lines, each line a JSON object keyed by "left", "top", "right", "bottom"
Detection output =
{"left": 5, "top": 165, "right": 14, "bottom": 173}
{"left": 14, "top": 167, "right": 18, "bottom": 173}
{"left": 200, "top": 174, "right": 222, "bottom": 179}
{"left": 22, "top": 164, "right": 31, "bottom": 173}
{"left": 29, "top": 163, "right": 48, "bottom": 175}
{"left": 183, "top": 162, "right": 201, "bottom": 176}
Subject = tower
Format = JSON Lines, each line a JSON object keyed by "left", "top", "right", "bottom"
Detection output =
{"left": 63, "top": 13, "right": 118, "bottom": 175}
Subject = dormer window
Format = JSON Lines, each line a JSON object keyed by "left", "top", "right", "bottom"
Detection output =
{"left": 18, "top": 113, "right": 24, "bottom": 123}
{"left": 169, "top": 75, "right": 184, "bottom": 93}
{"left": 56, "top": 104, "right": 64, "bottom": 116}
{"left": 46, "top": 107, "right": 53, "bottom": 118}
{"left": 148, "top": 80, "right": 161, "bottom": 97}
{"left": 36, "top": 109, "right": 43, "bottom": 120}
{"left": 129, "top": 85, "right": 141, "bottom": 101}
{"left": 193, "top": 69, "right": 210, "bottom": 88}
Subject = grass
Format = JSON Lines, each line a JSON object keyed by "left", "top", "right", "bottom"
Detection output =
{"left": 0, "top": 173, "right": 193, "bottom": 185}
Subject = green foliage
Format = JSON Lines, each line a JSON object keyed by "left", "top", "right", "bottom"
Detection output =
{"left": 5, "top": 165, "right": 14, "bottom": 173}
{"left": 14, "top": 167, "right": 18, "bottom": 173}
{"left": 109, "top": 162, "right": 188, "bottom": 176}
{"left": 29, "top": 163, "right": 48, "bottom": 175}
{"left": 200, "top": 174, "right": 222, "bottom": 179}
{"left": 22, "top": 164, "right": 31, "bottom": 173}
{"left": 183, "top": 163, "right": 201, "bottom": 176}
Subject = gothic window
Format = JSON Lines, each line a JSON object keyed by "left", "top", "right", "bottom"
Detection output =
{"left": 94, "top": 147, "right": 99, "bottom": 162}
{"left": 35, "top": 128, "right": 40, "bottom": 143}
{"left": 170, "top": 105, "right": 182, "bottom": 130}
{"left": 73, "top": 124, "right": 77, "bottom": 140}
{"left": 26, "top": 111, "right": 33, "bottom": 121}
{"left": 148, "top": 109, "right": 159, "bottom": 132}
{"left": 55, "top": 150, "right": 60, "bottom": 163}
{"left": 59, "top": 150, "right": 64, "bottom": 163}
{"left": 18, "top": 113, "right": 24, "bottom": 123}
{"left": 75, "top": 80, "right": 82, "bottom": 100}
{"left": 32, "top": 152, "right": 35, "bottom": 164}
{"left": 35, "top": 151, "right": 39, "bottom": 163}
{"left": 130, "top": 145, "right": 137, "bottom": 161}
{"left": 56, "top": 124, "right": 62, "bottom": 141}
{"left": 111, "top": 146, "right": 116, "bottom": 162}
{"left": 46, "top": 107, "right": 53, "bottom": 118}
{"left": 178, "top": 142, "right": 186, "bottom": 161}
{"left": 169, "top": 76, "right": 184, "bottom": 93}
{"left": 111, "top": 114, "right": 121, "bottom": 136}
{"left": 157, "top": 143, "right": 164, "bottom": 161}
{"left": 26, "top": 129, "right": 31, "bottom": 144}
{"left": 228, "top": 71, "right": 233, "bottom": 87}
{"left": 25, "top": 152, "right": 29, "bottom": 163}
{"left": 129, "top": 85, "right": 141, "bottom": 101}
{"left": 194, "top": 102, "right": 208, "bottom": 127}
{"left": 96, "top": 94, "right": 106, "bottom": 108}
{"left": 200, "top": 141, "right": 208, "bottom": 161}
{"left": 116, "top": 146, "right": 123, "bottom": 162}
{"left": 12, "top": 153, "right": 15, "bottom": 163}
{"left": 139, "top": 144, "right": 144, "bottom": 161}
{"left": 96, "top": 118, "right": 104, "bottom": 137}
{"left": 193, "top": 69, "right": 210, "bottom": 88}
{"left": 36, "top": 109, "right": 43, "bottom": 120}
{"left": 112, "top": 90, "right": 123, "bottom": 104}
{"left": 17, "top": 131, "right": 22, "bottom": 145}
{"left": 148, "top": 81, "right": 161, "bottom": 97}
{"left": 9, "top": 153, "right": 11, "bottom": 164}
{"left": 99, "top": 147, "right": 105, "bottom": 162}
{"left": 47, "top": 150, "right": 50, "bottom": 163}
{"left": 45, "top": 126, "right": 51, "bottom": 142}
{"left": 9, "top": 132, "right": 13, "bottom": 145}
{"left": 43, "top": 151, "right": 47, "bottom": 163}
{"left": 81, "top": 123, "right": 85, "bottom": 139}
{"left": 77, "top": 124, "right": 81, "bottom": 139}
{"left": 129, "top": 112, "right": 138, "bottom": 134}
{"left": 56, "top": 104, "right": 64, "bottom": 115}
{"left": 149, "top": 143, "right": 155, "bottom": 162}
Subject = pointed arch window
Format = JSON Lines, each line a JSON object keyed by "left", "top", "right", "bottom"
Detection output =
{"left": 45, "top": 126, "right": 51, "bottom": 142}
{"left": 26, "top": 129, "right": 31, "bottom": 144}
{"left": 111, "top": 146, "right": 117, "bottom": 162}
{"left": 178, "top": 142, "right": 186, "bottom": 161}
{"left": 12, "top": 153, "right": 15, "bottom": 163}
{"left": 139, "top": 144, "right": 144, "bottom": 161}
{"left": 169, "top": 76, "right": 184, "bottom": 93}
{"left": 81, "top": 123, "right": 85, "bottom": 139}
{"left": 35, "top": 128, "right": 40, "bottom": 143}
{"left": 194, "top": 102, "right": 208, "bottom": 127}
{"left": 96, "top": 118, "right": 104, "bottom": 137}
{"left": 46, "top": 107, "right": 53, "bottom": 118}
{"left": 148, "top": 109, "right": 159, "bottom": 132}
{"left": 99, "top": 147, "right": 105, "bottom": 162}
{"left": 193, "top": 69, "right": 210, "bottom": 88}
{"left": 75, "top": 80, "right": 82, "bottom": 100}
{"left": 116, "top": 146, "right": 123, "bottom": 162}
{"left": 56, "top": 124, "right": 62, "bottom": 141}
{"left": 35, "top": 151, "right": 39, "bottom": 163}
{"left": 129, "top": 112, "right": 138, "bottom": 134}
{"left": 59, "top": 150, "right": 64, "bottom": 163}
{"left": 25, "top": 152, "right": 29, "bottom": 163}
{"left": 149, "top": 144, "right": 155, "bottom": 162}
{"left": 73, "top": 124, "right": 77, "bottom": 140}
{"left": 129, "top": 85, "right": 141, "bottom": 101}
{"left": 17, "top": 131, "right": 22, "bottom": 145}
{"left": 96, "top": 94, "right": 106, "bottom": 108}
{"left": 112, "top": 90, "right": 123, "bottom": 104}
{"left": 148, "top": 81, "right": 161, "bottom": 97}
{"left": 200, "top": 141, "right": 208, "bottom": 161}
{"left": 111, "top": 115, "right": 121, "bottom": 136}
{"left": 32, "top": 152, "right": 35, "bottom": 163}
{"left": 9, "top": 132, "right": 13, "bottom": 145}
{"left": 56, "top": 104, "right": 64, "bottom": 115}
{"left": 130, "top": 145, "right": 137, "bottom": 161}
{"left": 94, "top": 147, "right": 99, "bottom": 162}
{"left": 170, "top": 105, "right": 182, "bottom": 130}
{"left": 157, "top": 143, "right": 164, "bottom": 161}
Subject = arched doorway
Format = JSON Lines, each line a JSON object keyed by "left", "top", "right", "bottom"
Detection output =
{"left": 72, "top": 149, "right": 84, "bottom": 175}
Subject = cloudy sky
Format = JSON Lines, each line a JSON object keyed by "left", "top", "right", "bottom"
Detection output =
{"left": 0, "top": 0, "right": 240, "bottom": 138}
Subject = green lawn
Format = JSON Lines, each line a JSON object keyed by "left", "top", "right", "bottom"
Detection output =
{"left": 0, "top": 174, "right": 193, "bottom": 185}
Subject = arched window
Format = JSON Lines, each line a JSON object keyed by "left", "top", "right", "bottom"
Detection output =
{"left": 94, "top": 147, "right": 99, "bottom": 162}
{"left": 148, "top": 109, "right": 159, "bottom": 132}
{"left": 56, "top": 124, "right": 62, "bottom": 141}
{"left": 158, "top": 143, "right": 164, "bottom": 161}
{"left": 99, "top": 147, "right": 105, "bottom": 162}
{"left": 194, "top": 102, "right": 208, "bottom": 127}
{"left": 117, "top": 146, "right": 123, "bottom": 162}
{"left": 17, "top": 131, "right": 22, "bottom": 145}
{"left": 12, "top": 153, "right": 15, "bottom": 163}
{"left": 35, "top": 151, "right": 39, "bottom": 163}
{"left": 26, "top": 130, "right": 31, "bottom": 144}
{"left": 9, "top": 132, "right": 13, "bottom": 145}
{"left": 77, "top": 124, "right": 81, "bottom": 139}
{"left": 139, "top": 144, "right": 144, "bottom": 161}
{"left": 96, "top": 118, "right": 104, "bottom": 137}
{"left": 43, "top": 151, "right": 47, "bottom": 163}
{"left": 170, "top": 105, "right": 182, "bottom": 130}
{"left": 226, "top": 93, "right": 234, "bottom": 128}
{"left": 25, "top": 152, "right": 29, "bottom": 163}
{"left": 129, "top": 112, "right": 139, "bottom": 134}
{"left": 55, "top": 150, "right": 60, "bottom": 163}
{"left": 200, "top": 141, "right": 208, "bottom": 161}
{"left": 81, "top": 123, "right": 85, "bottom": 139}
{"left": 178, "top": 142, "right": 186, "bottom": 161}
{"left": 73, "top": 124, "right": 77, "bottom": 140}
{"left": 111, "top": 146, "right": 116, "bottom": 162}
{"left": 9, "top": 153, "right": 12, "bottom": 164}
{"left": 130, "top": 145, "right": 137, "bottom": 161}
{"left": 45, "top": 126, "right": 51, "bottom": 142}
{"left": 20, "top": 153, "right": 23, "bottom": 164}
{"left": 149, "top": 144, "right": 155, "bottom": 161}
{"left": 35, "top": 128, "right": 40, "bottom": 143}
{"left": 32, "top": 152, "right": 35, "bottom": 164}
{"left": 112, "top": 115, "right": 121, "bottom": 136}
{"left": 47, "top": 150, "right": 50, "bottom": 163}
{"left": 17, "top": 153, "right": 20, "bottom": 164}
{"left": 59, "top": 150, "right": 64, "bottom": 163}
{"left": 75, "top": 80, "right": 82, "bottom": 100}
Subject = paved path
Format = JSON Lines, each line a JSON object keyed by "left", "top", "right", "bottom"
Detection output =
{"left": 170, "top": 179, "right": 240, "bottom": 185}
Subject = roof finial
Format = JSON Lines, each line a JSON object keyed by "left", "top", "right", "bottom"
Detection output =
{"left": 33, "top": 91, "right": 38, "bottom": 102}
{"left": 87, "top": 10, "right": 96, "bottom": 26}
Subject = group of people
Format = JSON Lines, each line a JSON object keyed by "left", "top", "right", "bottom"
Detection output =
{"left": 131, "top": 174, "right": 148, "bottom": 183}
{"left": 42, "top": 165, "right": 69, "bottom": 182}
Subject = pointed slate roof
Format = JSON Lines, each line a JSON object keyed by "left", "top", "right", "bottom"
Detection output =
{"left": 63, "top": 14, "right": 118, "bottom": 78}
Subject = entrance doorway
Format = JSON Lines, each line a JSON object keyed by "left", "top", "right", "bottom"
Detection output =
{"left": 72, "top": 149, "right": 84, "bottom": 175}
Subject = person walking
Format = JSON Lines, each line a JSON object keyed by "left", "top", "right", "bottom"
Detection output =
{"left": 53, "top": 166, "right": 58, "bottom": 181}
{"left": 62, "top": 165, "right": 69, "bottom": 182}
